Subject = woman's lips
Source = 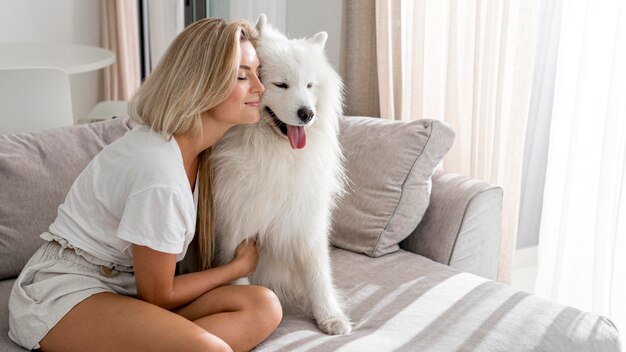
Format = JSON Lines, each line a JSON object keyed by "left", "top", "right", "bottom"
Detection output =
{"left": 245, "top": 101, "right": 260, "bottom": 107}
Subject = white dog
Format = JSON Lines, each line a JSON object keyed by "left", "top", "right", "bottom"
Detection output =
{"left": 210, "top": 14, "right": 351, "bottom": 335}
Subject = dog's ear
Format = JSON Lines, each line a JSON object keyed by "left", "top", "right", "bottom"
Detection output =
{"left": 255, "top": 13, "right": 267, "bottom": 33}
{"left": 309, "top": 31, "right": 328, "bottom": 49}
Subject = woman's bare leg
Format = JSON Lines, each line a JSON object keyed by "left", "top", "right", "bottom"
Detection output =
{"left": 175, "top": 285, "right": 282, "bottom": 352}
{"left": 39, "top": 292, "right": 231, "bottom": 352}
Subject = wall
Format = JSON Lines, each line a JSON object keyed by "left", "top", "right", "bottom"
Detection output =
{"left": 214, "top": 0, "right": 342, "bottom": 71}
{"left": 0, "top": 0, "right": 103, "bottom": 123}
{"left": 285, "top": 0, "right": 342, "bottom": 71}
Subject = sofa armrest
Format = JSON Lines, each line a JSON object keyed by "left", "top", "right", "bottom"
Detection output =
{"left": 400, "top": 171, "right": 503, "bottom": 280}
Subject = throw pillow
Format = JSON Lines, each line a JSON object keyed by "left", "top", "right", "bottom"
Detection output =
{"left": 331, "top": 115, "right": 455, "bottom": 257}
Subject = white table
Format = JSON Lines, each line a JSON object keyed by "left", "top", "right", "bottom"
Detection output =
{"left": 0, "top": 42, "right": 115, "bottom": 74}
{"left": 0, "top": 42, "right": 116, "bottom": 131}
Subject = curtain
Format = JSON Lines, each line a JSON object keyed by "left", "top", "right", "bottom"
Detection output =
{"left": 141, "top": 0, "right": 185, "bottom": 75}
{"left": 340, "top": 0, "right": 380, "bottom": 117}
{"left": 341, "top": 0, "right": 539, "bottom": 283}
{"left": 100, "top": 0, "right": 141, "bottom": 100}
{"left": 516, "top": 0, "right": 563, "bottom": 250}
{"left": 535, "top": 0, "right": 626, "bottom": 334}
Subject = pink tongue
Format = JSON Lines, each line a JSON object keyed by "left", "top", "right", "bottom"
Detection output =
{"left": 287, "top": 125, "right": 306, "bottom": 149}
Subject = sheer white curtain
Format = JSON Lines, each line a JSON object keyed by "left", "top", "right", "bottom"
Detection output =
{"left": 517, "top": 0, "right": 562, "bottom": 250}
{"left": 535, "top": 0, "right": 626, "bottom": 333}
{"left": 141, "top": 0, "right": 185, "bottom": 74}
{"left": 370, "top": 0, "right": 539, "bottom": 283}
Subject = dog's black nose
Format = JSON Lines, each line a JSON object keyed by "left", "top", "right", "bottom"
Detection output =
{"left": 297, "top": 107, "right": 314, "bottom": 123}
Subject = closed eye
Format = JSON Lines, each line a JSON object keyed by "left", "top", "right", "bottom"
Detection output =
{"left": 273, "top": 83, "right": 289, "bottom": 89}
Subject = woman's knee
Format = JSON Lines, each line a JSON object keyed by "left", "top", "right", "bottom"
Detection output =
{"left": 245, "top": 285, "right": 283, "bottom": 329}
{"left": 189, "top": 332, "right": 233, "bottom": 352}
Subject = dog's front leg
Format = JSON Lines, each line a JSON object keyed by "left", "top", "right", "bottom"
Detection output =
{"left": 228, "top": 240, "right": 251, "bottom": 285}
{"left": 295, "top": 237, "right": 352, "bottom": 335}
{"left": 215, "top": 232, "right": 251, "bottom": 285}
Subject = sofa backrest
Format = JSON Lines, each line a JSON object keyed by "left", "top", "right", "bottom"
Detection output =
{"left": 0, "top": 115, "right": 455, "bottom": 279}
{"left": 0, "top": 118, "right": 131, "bottom": 279}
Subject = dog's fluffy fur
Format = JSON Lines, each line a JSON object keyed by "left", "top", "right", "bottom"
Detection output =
{"left": 210, "top": 15, "right": 351, "bottom": 335}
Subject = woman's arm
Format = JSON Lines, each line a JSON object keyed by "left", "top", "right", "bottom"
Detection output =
{"left": 132, "top": 238, "right": 258, "bottom": 311}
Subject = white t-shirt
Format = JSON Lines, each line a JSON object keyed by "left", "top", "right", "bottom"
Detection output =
{"left": 48, "top": 125, "right": 198, "bottom": 267}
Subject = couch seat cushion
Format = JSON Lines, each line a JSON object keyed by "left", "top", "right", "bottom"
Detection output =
{"left": 255, "top": 248, "right": 621, "bottom": 352}
{"left": 1, "top": 250, "right": 620, "bottom": 351}
{"left": 0, "top": 279, "right": 24, "bottom": 351}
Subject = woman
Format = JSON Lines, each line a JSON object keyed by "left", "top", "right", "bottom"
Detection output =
{"left": 8, "top": 18, "right": 281, "bottom": 352}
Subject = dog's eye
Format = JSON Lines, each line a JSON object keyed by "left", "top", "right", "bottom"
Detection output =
{"left": 274, "top": 83, "right": 289, "bottom": 89}
{"left": 307, "top": 83, "right": 313, "bottom": 88}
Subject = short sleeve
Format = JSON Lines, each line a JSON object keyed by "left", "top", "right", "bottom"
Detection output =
{"left": 117, "top": 188, "right": 193, "bottom": 254}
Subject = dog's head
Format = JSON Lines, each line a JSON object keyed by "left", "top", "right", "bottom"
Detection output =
{"left": 254, "top": 14, "right": 341, "bottom": 150}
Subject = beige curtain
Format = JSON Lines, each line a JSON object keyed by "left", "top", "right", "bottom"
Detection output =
{"left": 340, "top": 0, "right": 380, "bottom": 117}
{"left": 100, "top": 0, "right": 141, "bottom": 100}
{"left": 341, "top": 0, "right": 539, "bottom": 283}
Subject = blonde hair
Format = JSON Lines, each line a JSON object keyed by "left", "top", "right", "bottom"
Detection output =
{"left": 128, "top": 18, "right": 257, "bottom": 271}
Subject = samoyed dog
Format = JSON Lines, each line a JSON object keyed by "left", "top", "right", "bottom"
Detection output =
{"left": 210, "top": 14, "right": 351, "bottom": 335}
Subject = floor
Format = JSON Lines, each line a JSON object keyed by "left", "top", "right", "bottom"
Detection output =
{"left": 510, "top": 246, "right": 538, "bottom": 294}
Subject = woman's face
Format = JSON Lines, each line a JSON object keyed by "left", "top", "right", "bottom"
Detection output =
{"left": 206, "top": 40, "right": 264, "bottom": 128}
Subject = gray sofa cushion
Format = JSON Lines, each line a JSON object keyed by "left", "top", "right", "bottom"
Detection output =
{"left": 255, "top": 248, "right": 621, "bottom": 352}
{"left": 1, "top": 250, "right": 621, "bottom": 351}
{"left": 0, "top": 279, "right": 22, "bottom": 352}
{"left": 332, "top": 116, "right": 455, "bottom": 257}
{"left": 0, "top": 118, "right": 131, "bottom": 279}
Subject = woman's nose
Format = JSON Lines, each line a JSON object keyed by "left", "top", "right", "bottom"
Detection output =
{"left": 255, "top": 80, "right": 265, "bottom": 94}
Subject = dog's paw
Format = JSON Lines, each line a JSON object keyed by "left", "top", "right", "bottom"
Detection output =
{"left": 232, "top": 277, "right": 250, "bottom": 285}
{"left": 318, "top": 315, "right": 352, "bottom": 335}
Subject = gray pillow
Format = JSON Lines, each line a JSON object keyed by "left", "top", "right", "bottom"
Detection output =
{"left": 331, "top": 116, "right": 455, "bottom": 257}
{"left": 0, "top": 118, "right": 131, "bottom": 279}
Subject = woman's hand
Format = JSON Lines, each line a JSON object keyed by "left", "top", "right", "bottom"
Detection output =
{"left": 231, "top": 236, "right": 259, "bottom": 278}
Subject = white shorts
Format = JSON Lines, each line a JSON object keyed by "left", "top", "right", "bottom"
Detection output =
{"left": 8, "top": 233, "right": 136, "bottom": 350}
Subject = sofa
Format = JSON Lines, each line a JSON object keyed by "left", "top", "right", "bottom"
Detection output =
{"left": 0, "top": 116, "right": 621, "bottom": 351}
